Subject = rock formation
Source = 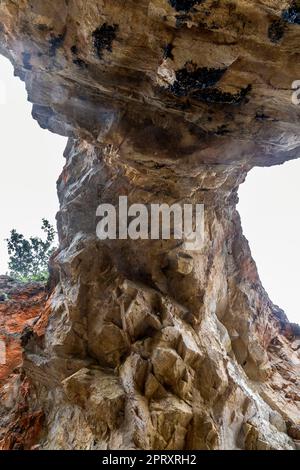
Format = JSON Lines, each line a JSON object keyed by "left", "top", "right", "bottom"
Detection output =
{"left": 0, "top": 0, "right": 300, "bottom": 450}
{"left": 0, "top": 276, "right": 46, "bottom": 450}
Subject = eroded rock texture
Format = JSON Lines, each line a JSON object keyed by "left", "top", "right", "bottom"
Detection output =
{"left": 0, "top": 276, "right": 46, "bottom": 450}
{"left": 0, "top": 0, "right": 300, "bottom": 450}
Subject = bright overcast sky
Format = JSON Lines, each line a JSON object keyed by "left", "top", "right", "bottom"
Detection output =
{"left": 238, "top": 164, "right": 300, "bottom": 323}
{"left": 0, "top": 54, "right": 299, "bottom": 323}
{"left": 0, "top": 55, "right": 66, "bottom": 274}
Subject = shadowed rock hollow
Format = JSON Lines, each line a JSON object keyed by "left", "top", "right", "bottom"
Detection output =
{"left": 0, "top": 0, "right": 300, "bottom": 450}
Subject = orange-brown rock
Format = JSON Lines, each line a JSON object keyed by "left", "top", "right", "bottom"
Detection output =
{"left": 0, "top": 276, "right": 46, "bottom": 450}
{"left": 0, "top": 276, "right": 46, "bottom": 383}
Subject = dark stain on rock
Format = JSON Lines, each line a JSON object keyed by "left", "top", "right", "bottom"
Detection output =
{"left": 49, "top": 31, "right": 66, "bottom": 57}
{"left": 166, "top": 98, "right": 191, "bottom": 111}
{"left": 170, "top": 62, "right": 227, "bottom": 97}
{"left": 175, "top": 14, "right": 192, "bottom": 27}
{"left": 169, "top": 0, "right": 204, "bottom": 13}
{"left": 163, "top": 43, "right": 174, "bottom": 60}
{"left": 268, "top": 19, "right": 285, "bottom": 42}
{"left": 37, "top": 24, "right": 50, "bottom": 32}
{"left": 22, "top": 52, "right": 32, "bottom": 70}
{"left": 192, "top": 84, "right": 252, "bottom": 105}
{"left": 71, "top": 45, "right": 78, "bottom": 55}
{"left": 255, "top": 110, "right": 270, "bottom": 121}
{"left": 71, "top": 45, "right": 88, "bottom": 68}
{"left": 154, "top": 163, "right": 166, "bottom": 169}
{"left": 21, "top": 326, "right": 34, "bottom": 348}
{"left": 198, "top": 20, "right": 208, "bottom": 29}
{"left": 73, "top": 58, "right": 88, "bottom": 69}
{"left": 215, "top": 124, "right": 230, "bottom": 135}
{"left": 282, "top": 1, "right": 300, "bottom": 24}
{"left": 92, "top": 23, "right": 119, "bottom": 59}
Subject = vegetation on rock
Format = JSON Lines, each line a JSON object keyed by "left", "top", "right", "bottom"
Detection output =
{"left": 6, "top": 219, "right": 55, "bottom": 282}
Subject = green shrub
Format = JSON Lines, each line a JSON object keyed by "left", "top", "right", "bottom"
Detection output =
{"left": 6, "top": 219, "right": 55, "bottom": 282}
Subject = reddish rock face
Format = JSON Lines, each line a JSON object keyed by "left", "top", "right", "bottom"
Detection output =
{"left": 0, "top": 276, "right": 46, "bottom": 382}
{"left": 0, "top": 1, "right": 300, "bottom": 450}
{"left": 0, "top": 276, "right": 46, "bottom": 450}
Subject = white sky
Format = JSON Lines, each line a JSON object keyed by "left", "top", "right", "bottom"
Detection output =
{"left": 0, "top": 55, "right": 66, "bottom": 273}
{"left": 238, "top": 164, "right": 300, "bottom": 323}
{"left": 0, "top": 55, "right": 299, "bottom": 323}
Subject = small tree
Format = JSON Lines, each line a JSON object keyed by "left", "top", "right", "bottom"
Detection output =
{"left": 6, "top": 219, "right": 56, "bottom": 282}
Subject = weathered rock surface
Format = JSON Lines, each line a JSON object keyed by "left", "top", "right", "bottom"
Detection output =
{"left": 0, "top": 0, "right": 300, "bottom": 450}
{"left": 0, "top": 276, "right": 46, "bottom": 450}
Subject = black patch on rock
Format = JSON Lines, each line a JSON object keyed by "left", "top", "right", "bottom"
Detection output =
{"left": 282, "top": 1, "right": 300, "bottom": 24}
{"left": 169, "top": 0, "right": 204, "bottom": 13}
{"left": 170, "top": 62, "right": 227, "bottom": 97}
{"left": 268, "top": 19, "right": 285, "bottom": 42}
{"left": 154, "top": 163, "right": 166, "bottom": 169}
{"left": 215, "top": 124, "right": 230, "bottom": 135}
{"left": 22, "top": 52, "right": 32, "bottom": 70}
{"left": 21, "top": 326, "right": 34, "bottom": 348}
{"left": 49, "top": 32, "right": 66, "bottom": 57}
{"left": 193, "top": 84, "right": 252, "bottom": 105}
{"left": 175, "top": 14, "right": 192, "bottom": 27}
{"left": 73, "top": 58, "right": 88, "bottom": 69}
{"left": 71, "top": 45, "right": 88, "bottom": 68}
{"left": 37, "top": 24, "right": 50, "bottom": 32}
{"left": 92, "top": 23, "right": 118, "bottom": 59}
{"left": 71, "top": 45, "right": 78, "bottom": 55}
{"left": 163, "top": 43, "right": 174, "bottom": 60}
{"left": 255, "top": 110, "right": 270, "bottom": 121}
